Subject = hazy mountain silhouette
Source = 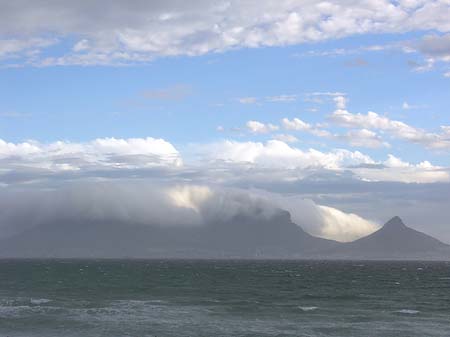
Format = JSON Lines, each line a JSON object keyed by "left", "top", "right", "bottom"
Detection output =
{"left": 326, "top": 216, "right": 450, "bottom": 260}
{"left": 0, "top": 209, "right": 338, "bottom": 258}
{"left": 0, "top": 213, "right": 448, "bottom": 260}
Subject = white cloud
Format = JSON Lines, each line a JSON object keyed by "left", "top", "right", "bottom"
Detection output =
{"left": 402, "top": 101, "right": 410, "bottom": 109}
{"left": 351, "top": 154, "right": 449, "bottom": 183}
{"left": 246, "top": 120, "right": 279, "bottom": 134}
{"left": 199, "top": 139, "right": 449, "bottom": 184}
{"left": 266, "top": 94, "right": 297, "bottom": 102}
{"left": 72, "top": 39, "right": 90, "bottom": 52}
{"left": 238, "top": 97, "right": 257, "bottom": 104}
{"left": 0, "top": 136, "right": 448, "bottom": 187}
{"left": 282, "top": 114, "right": 389, "bottom": 148}
{"left": 316, "top": 205, "right": 379, "bottom": 242}
{"left": 272, "top": 134, "right": 299, "bottom": 143}
{"left": 245, "top": 115, "right": 387, "bottom": 149}
{"left": 2, "top": 1, "right": 450, "bottom": 66}
{"left": 264, "top": 194, "right": 379, "bottom": 242}
{"left": 338, "top": 129, "right": 390, "bottom": 149}
{"left": 0, "top": 180, "right": 381, "bottom": 243}
{"left": 441, "top": 125, "right": 450, "bottom": 136}
{"left": 384, "top": 154, "right": 411, "bottom": 168}
{"left": 0, "top": 137, "right": 182, "bottom": 174}
{"left": 0, "top": 38, "right": 56, "bottom": 61}
{"left": 330, "top": 109, "right": 450, "bottom": 149}
{"left": 282, "top": 117, "right": 311, "bottom": 131}
{"left": 333, "top": 95, "right": 347, "bottom": 109}
{"left": 167, "top": 185, "right": 213, "bottom": 213}
{"left": 204, "top": 139, "right": 374, "bottom": 170}
{"left": 0, "top": 135, "right": 448, "bottom": 246}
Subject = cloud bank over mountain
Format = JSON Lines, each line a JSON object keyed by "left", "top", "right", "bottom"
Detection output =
{"left": 0, "top": 182, "right": 377, "bottom": 243}
{"left": 0, "top": 135, "right": 449, "bottom": 243}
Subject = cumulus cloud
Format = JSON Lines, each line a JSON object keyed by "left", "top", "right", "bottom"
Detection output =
{"left": 246, "top": 120, "right": 279, "bottom": 134}
{"left": 330, "top": 109, "right": 450, "bottom": 149}
{"left": 351, "top": 154, "right": 449, "bottom": 183}
{"left": 0, "top": 137, "right": 182, "bottom": 184}
{"left": 199, "top": 139, "right": 449, "bottom": 184}
{"left": 282, "top": 117, "right": 311, "bottom": 131}
{"left": 272, "top": 134, "right": 299, "bottom": 143}
{"left": 2, "top": 136, "right": 445, "bottom": 186}
{"left": 337, "top": 129, "right": 390, "bottom": 149}
{"left": 333, "top": 95, "right": 347, "bottom": 110}
{"left": 281, "top": 116, "right": 387, "bottom": 148}
{"left": 282, "top": 117, "right": 332, "bottom": 138}
{"left": 202, "top": 139, "right": 374, "bottom": 169}
{"left": 2, "top": 1, "right": 450, "bottom": 66}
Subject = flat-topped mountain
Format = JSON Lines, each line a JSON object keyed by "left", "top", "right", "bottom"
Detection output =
{"left": 0, "top": 214, "right": 448, "bottom": 260}
{"left": 0, "top": 209, "right": 338, "bottom": 258}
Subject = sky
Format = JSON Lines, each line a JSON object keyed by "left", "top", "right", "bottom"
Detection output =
{"left": 1, "top": 0, "right": 450, "bottom": 243}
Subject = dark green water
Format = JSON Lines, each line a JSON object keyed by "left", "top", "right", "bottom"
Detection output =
{"left": 0, "top": 260, "right": 449, "bottom": 337}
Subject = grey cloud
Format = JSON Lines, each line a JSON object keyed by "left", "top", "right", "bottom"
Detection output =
{"left": 416, "top": 34, "right": 450, "bottom": 60}
{"left": 0, "top": 136, "right": 449, "bottom": 243}
{"left": 1, "top": 1, "right": 450, "bottom": 66}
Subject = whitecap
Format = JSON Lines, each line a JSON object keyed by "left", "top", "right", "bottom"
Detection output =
{"left": 396, "top": 309, "right": 420, "bottom": 315}
{"left": 298, "top": 306, "right": 318, "bottom": 312}
{"left": 30, "top": 298, "right": 51, "bottom": 305}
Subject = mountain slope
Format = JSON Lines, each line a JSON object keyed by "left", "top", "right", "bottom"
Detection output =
{"left": 0, "top": 209, "right": 339, "bottom": 258}
{"left": 1, "top": 214, "right": 448, "bottom": 260}
{"left": 325, "top": 216, "right": 450, "bottom": 259}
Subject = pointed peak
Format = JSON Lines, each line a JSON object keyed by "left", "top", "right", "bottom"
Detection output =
{"left": 383, "top": 216, "right": 407, "bottom": 229}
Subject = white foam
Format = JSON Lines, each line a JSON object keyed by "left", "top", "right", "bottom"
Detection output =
{"left": 30, "top": 298, "right": 51, "bottom": 305}
{"left": 298, "top": 306, "right": 318, "bottom": 312}
{"left": 396, "top": 309, "right": 420, "bottom": 315}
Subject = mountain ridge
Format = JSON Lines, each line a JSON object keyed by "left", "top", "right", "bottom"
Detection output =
{"left": 322, "top": 216, "right": 450, "bottom": 260}
{"left": 0, "top": 213, "right": 448, "bottom": 260}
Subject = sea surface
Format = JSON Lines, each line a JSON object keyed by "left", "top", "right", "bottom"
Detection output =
{"left": 0, "top": 259, "right": 449, "bottom": 337}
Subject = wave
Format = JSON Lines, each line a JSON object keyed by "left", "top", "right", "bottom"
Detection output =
{"left": 396, "top": 309, "right": 420, "bottom": 315}
{"left": 30, "top": 298, "right": 52, "bottom": 305}
{"left": 298, "top": 306, "right": 318, "bottom": 312}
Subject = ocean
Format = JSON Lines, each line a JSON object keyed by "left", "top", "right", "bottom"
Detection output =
{"left": 0, "top": 259, "right": 449, "bottom": 337}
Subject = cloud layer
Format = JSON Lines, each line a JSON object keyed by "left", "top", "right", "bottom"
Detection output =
{"left": 0, "top": 137, "right": 182, "bottom": 174}
{"left": 0, "top": 182, "right": 378, "bottom": 243}
{"left": 1, "top": 0, "right": 450, "bottom": 66}
{"left": 0, "top": 135, "right": 448, "bottom": 242}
